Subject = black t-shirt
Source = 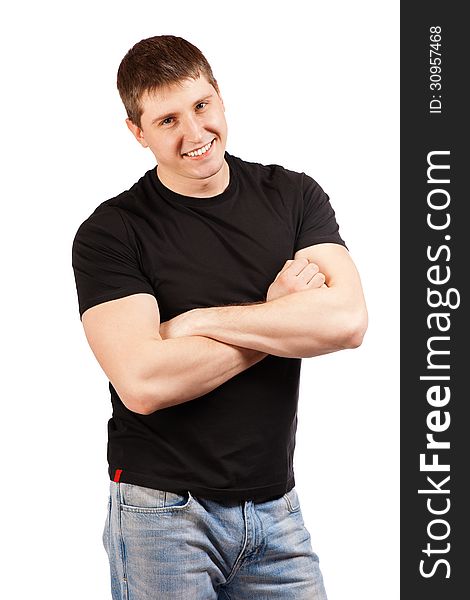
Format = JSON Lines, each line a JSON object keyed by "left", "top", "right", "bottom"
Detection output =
{"left": 72, "top": 152, "right": 346, "bottom": 501}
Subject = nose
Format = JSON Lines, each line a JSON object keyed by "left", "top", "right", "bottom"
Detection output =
{"left": 182, "top": 113, "right": 204, "bottom": 143}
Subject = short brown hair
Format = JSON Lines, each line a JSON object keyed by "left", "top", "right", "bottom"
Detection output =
{"left": 117, "top": 35, "right": 218, "bottom": 128}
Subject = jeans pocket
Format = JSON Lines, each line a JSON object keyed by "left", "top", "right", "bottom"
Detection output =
{"left": 283, "top": 486, "right": 301, "bottom": 513}
{"left": 119, "top": 482, "right": 192, "bottom": 513}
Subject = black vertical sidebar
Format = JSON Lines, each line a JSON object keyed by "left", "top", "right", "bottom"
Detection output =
{"left": 401, "top": 3, "right": 468, "bottom": 599}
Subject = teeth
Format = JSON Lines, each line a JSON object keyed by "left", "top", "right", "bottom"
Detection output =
{"left": 186, "top": 140, "right": 212, "bottom": 157}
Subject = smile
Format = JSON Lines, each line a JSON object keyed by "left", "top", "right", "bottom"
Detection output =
{"left": 183, "top": 139, "right": 215, "bottom": 158}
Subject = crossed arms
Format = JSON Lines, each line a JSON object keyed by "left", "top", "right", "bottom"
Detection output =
{"left": 81, "top": 243, "right": 367, "bottom": 415}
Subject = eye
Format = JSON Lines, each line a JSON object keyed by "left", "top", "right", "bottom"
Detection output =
{"left": 196, "top": 102, "right": 207, "bottom": 110}
{"left": 161, "top": 117, "right": 174, "bottom": 126}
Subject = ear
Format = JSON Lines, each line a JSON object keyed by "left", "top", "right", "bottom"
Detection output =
{"left": 125, "top": 118, "right": 149, "bottom": 148}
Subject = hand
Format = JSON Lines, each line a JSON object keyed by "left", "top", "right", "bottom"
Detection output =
{"left": 266, "top": 257, "right": 326, "bottom": 302}
{"left": 159, "top": 309, "right": 200, "bottom": 340}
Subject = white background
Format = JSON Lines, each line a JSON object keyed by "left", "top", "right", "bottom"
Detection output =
{"left": 1, "top": 1, "right": 399, "bottom": 598}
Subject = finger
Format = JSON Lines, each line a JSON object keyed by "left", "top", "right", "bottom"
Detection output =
{"left": 296, "top": 262, "right": 319, "bottom": 281}
{"left": 274, "top": 259, "right": 294, "bottom": 281}
{"left": 306, "top": 272, "right": 326, "bottom": 288}
{"left": 282, "top": 257, "right": 309, "bottom": 276}
{"left": 279, "top": 259, "right": 295, "bottom": 274}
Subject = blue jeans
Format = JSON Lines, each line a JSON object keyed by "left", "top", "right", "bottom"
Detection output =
{"left": 103, "top": 481, "right": 328, "bottom": 599}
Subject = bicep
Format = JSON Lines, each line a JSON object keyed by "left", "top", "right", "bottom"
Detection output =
{"left": 81, "top": 293, "right": 161, "bottom": 409}
{"left": 294, "top": 243, "right": 365, "bottom": 300}
{"left": 295, "top": 243, "right": 368, "bottom": 345}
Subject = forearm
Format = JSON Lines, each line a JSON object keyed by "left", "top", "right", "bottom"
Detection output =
{"left": 185, "top": 287, "right": 367, "bottom": 359}
{"left": 134, "top": 336, "right": 266, "bottom": 414}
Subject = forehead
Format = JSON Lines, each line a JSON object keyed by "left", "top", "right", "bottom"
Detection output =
{"left": 141, "top": 75, "right": 217, "bottom": 118}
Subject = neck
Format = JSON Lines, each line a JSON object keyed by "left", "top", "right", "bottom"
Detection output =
{"left": 157, "top": 159, "right": 230, "bottom": 198}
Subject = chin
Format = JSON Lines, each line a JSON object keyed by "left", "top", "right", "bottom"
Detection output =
{"left": 191, "top": 154, "right": 225, "bottom": 178}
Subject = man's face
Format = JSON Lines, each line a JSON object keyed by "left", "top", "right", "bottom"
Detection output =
{"left": 128, "top": 75, "right": 228, "bottom": 189}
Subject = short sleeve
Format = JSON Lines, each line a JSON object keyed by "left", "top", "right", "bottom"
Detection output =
{"left": 72, "top": 206, "right": 155, "bottom": 319}
{"left": 294, "top": 174, "right": 347, "bottom": 252}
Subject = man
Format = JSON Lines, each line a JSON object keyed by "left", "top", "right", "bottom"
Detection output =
{"left": 72, "top": 35, "right": 367, "bottom": 600}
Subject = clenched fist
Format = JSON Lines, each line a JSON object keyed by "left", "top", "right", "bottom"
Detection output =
{"left": 266, "top": 258, "right": 326, "bottom": 302}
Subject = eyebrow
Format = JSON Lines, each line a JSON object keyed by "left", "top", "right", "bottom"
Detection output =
{"left": 151, "top": 93, "right": 215, "bottom": 125}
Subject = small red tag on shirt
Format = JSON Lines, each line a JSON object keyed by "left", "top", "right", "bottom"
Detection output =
{"left": 113, "top": 469, "right": 123, "bottom": 482}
